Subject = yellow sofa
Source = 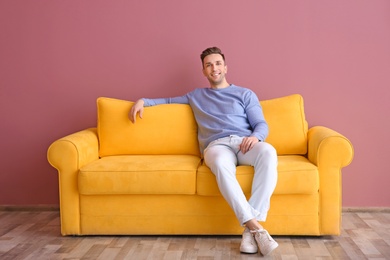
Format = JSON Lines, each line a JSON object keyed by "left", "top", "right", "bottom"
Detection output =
{"left": 47, "top": 94, "right": 353, "bottom": 236}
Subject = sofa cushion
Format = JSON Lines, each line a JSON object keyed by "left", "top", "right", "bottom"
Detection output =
{"left": 261, "top": 94, "right": 308, "bottom": 155}
{"left": 197, "top": 155, "right": 318, "bottom": 196}
{"left": 97, "top": 97, "right": 200, "bottom": 157}
{"left": 78, "top": 155, "right": 201, "bottom": 195}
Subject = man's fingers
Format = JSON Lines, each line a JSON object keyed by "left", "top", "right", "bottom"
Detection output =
{"left": 130, "top": 106, "right": 144, "bottom": 124}
{"left": 240, "top": 140, "right": 249, "bottom": 154}
{"left": 240, "top": 137, "right": 258, "bottom": 154}
{"left": 129, "top": 99, "right": 145, "bottom": 124}
{"left": 130, "top": 107, "right": 138, "bottom": 123}
{"left": 129, "top": 108, "right": 135, "bottom": 123}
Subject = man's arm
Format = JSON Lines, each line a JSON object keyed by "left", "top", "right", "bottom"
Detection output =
{"left": 129, "top": 94, "right": 191, "bottom": 123}
{"left": 246, "top": 92, "right": 269, "bottom": 141}
{"left": 239, "top": 91, "right": 269, "bottom": 154}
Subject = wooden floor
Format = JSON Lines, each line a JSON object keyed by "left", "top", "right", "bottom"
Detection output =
{"left": 0, "top": 210, "right": 389, "bottom": 259}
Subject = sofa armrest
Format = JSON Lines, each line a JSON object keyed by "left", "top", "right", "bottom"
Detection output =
{"left": 47, "top": 128, "right": 99, "bottom": 235}
{"left": 307, "top": 126, "right": 354, "bottom": 235}
{"left": 308, "top": 126, "right": 353, "bottom": 168}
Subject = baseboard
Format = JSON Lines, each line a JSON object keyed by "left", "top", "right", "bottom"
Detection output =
{"left": 342, "top": 207, "right": 390, "bottom": 213}
{"left": 1, "top": 205, "right": 389, "bottom": 212}
{"left": 0, "top": 205, "right": 59, "bottom": 211}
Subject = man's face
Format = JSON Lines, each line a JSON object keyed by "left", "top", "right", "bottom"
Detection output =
{"left": 202, "top": 54, "right": 227, "bottom": 86}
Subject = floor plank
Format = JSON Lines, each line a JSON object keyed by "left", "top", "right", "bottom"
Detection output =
{"left": 0, "top": 211, "right": 390, "bottom": 259}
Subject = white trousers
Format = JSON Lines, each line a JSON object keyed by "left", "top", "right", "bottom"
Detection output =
{"left": 204, "top": 135, "right": 278, "bottom": 226}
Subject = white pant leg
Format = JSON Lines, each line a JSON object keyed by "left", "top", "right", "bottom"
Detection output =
{"left": 237, "top": 141, "right": 278, "bottom": 222}
{"left": 204, "top": 136, "right": 271, "bottom": 225}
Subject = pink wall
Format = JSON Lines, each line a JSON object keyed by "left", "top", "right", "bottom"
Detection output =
{"left": 1, "top": 1, "right": 389, "bottom": 207}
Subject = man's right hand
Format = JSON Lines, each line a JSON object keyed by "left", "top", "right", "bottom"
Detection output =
{"left": 129, "top": 99, "right": 145, "bottom": 123}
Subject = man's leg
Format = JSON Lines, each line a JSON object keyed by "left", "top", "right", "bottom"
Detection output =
{"left": 204, "top": 143, "right": 256, "bottom": 224}
{"left": 204, "top": 140, "right": 261, "bottom": 254}
{"left": 204, "top": 138, "right": 278, "bottom": 255}
{"left": 238, "top": 141, "right": 278, "bottom": 255}
{"left": 237, "top": 141, "right": 278, "bottom": 222}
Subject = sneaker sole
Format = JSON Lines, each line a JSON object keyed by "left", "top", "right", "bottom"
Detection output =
{"left": 240, "top": 246, "right": 258, "bottom": 254}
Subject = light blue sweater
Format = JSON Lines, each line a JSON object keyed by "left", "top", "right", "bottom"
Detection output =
{"left": 142, "top": 84, "right": 269, "bottom": 153}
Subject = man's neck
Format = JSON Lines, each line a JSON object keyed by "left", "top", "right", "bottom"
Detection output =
{"left": 210, "top": 81, "right": 230, "bottom": 89}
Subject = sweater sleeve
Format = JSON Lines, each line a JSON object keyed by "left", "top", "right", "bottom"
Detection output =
{"left": 142, "top": 95, "right": 190, "bottom": 106}
{"left": 246, "top": 92, "right": 269, "bottom": 141}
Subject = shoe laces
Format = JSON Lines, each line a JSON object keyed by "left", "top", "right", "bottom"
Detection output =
{"left": 250, "top": 229, "right": 272, "bottom": 241}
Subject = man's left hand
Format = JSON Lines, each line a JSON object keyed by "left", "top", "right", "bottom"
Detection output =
{"left": 239, "top": 136, "right": 259, "bottom": 154}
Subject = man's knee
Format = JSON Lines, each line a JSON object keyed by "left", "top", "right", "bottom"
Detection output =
{"left": 256, "top": 142, "right": 277, "bottom": 158}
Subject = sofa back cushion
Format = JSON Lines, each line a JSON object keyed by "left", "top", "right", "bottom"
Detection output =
{"left": 97, "top": 94, "right": 308, "bottom": 157}
{"left": 261, "top": 94, "right": 308, "bottom": 155}
{"left": 97, "top": 97, "right": 200, "bottom": 157}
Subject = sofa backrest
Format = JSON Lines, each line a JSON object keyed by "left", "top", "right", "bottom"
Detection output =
{"left": 97, "top": 97, "right": 200, "bottom": 157}
{"left": 261, "top": 94, "right": 308, "bottom": 155}
{"left": 97, "top": 94, "right": 308, "bottom": 157}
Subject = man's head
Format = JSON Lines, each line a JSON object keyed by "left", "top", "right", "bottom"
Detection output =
{"left": 200, "top": 47, "right": 225, "bottom": 68}
{"left": 201, "top": 47, "right": 228, "bottom": 88}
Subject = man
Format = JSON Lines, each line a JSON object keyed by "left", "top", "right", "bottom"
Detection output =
{"left": 130, "top": 47, "right": 278, "bottom": 256}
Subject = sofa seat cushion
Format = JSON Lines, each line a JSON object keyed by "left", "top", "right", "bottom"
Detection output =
{"left": 79, "top": 155, "right": 201, "bottom": 195}
{"left": 197, "top": 155, "right": 318, "bottom": 196}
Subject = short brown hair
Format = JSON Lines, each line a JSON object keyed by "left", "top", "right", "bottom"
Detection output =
{"left": 200, "top": 47, "right": 225, "bottom": 65}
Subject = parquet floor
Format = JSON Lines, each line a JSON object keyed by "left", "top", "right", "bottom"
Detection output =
{"left": 0, "top": 210, "right": 389, "bottom": 259}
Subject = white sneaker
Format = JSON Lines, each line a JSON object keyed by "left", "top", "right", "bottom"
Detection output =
{"left": 251, "top": 229, "right": 278, "bottom": 256}
{"left": 239, "top": 227, "right": 258, "bottom": 254}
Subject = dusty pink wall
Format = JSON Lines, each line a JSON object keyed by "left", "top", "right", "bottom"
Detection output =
{"left": 1, "top": 1, "right": 389, "bottom": 207}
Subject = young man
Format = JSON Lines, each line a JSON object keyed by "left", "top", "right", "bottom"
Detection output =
{"left": 130, "top": 47, "right": 278, "bottom": 256}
